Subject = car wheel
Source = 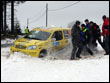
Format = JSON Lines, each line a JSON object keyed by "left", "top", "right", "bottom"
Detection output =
{"left": 39, "top": 51, "right": 47, "bottom": 58}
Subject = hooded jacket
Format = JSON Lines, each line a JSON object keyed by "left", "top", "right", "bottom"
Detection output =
{"left": 102, "top": 18, "right": 109, "bottom": 36}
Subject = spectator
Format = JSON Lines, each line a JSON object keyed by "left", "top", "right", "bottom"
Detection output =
{"left": 25, "top": 26, "right": 29, "bottom": 34}
{"left": 71, "top": 21, "right": 83, "bottom": 60}
{"left": 102, "top": 15, "right": 109, "bottom": 55}
{"left": 85, "top": 19, "right": 90, "bottom": 31}
{"left": 80, "top": 24, "right": 93, "bottom": 55}
{"left": 89, "top": 21, "right": 105, "bottom": 50}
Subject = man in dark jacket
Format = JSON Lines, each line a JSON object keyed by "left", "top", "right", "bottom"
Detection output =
{"left": 71, "top": 21, "right": 83, "bottom": 60}
{"left": 89, "top": 21, "right": 104, "bottom": 50}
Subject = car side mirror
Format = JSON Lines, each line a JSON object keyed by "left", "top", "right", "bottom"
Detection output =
{"left": 51, "top": 38, "right": 56, "bottom": 42}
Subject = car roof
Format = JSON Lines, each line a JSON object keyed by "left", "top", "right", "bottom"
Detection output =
{"left": 32, "top": 27, "right": 71, "bottom": 32}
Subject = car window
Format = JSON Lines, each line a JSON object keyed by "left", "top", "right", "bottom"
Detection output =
{"left": 52, "top": 31, "right": 63, "bottom": 41}
{"left": 24, "top": 31, "right": 51, "bottom": 40}
{"left": 64, "top": 30, "right": 69, "bottom": 39}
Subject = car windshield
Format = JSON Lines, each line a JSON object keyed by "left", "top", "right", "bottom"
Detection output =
{"left": 24, "top": 31, "right": 51, "bottom": 40}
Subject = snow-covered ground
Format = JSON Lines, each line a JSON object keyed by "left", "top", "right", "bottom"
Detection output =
{"left": 1, "top": 36, "right": 24, "bottom": 48}
{"left": 1, "top": 35, "right": 25, "bottom": 45}
{"left": 1, "top": 38, "right": 15, "bottom": 45}
{"left": 1, "top": 39, "right": 109, "bottom": 82}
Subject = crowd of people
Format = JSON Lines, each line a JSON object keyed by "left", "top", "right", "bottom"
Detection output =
{"left": 71, "top": 15, "right": 109, "bottom": 60}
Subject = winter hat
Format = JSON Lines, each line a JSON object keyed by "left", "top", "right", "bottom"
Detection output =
{"left": 81, "top": 24, "right": 86, "bottom": 27}
{"left": 75, "top": 21, "right": 80, "bottom": 25}
{"left": 90, "top": 21, "right": 94, "bottom": 24}
{"left": 85, "top": 19, "right": 89, "bottom": 22}
{"left": 102, "top": 15, "right": 106, "bottom": 19}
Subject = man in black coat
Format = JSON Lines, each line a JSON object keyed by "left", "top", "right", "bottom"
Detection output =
{"left": 89, "top": 21, "right": 105, "bottom": 50}
{"left": 71, "top": 21, "right": 83, "bottom": 60}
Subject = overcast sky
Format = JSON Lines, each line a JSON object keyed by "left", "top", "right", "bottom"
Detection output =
{"left": 14, "top": 1, "right": 109, "bottom": 32}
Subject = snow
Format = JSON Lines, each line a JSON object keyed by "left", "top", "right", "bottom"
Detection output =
{"left": 1, "top": 53, "right": 109, "bottom": 82}
{"left": 1, "top": 1, "right": 109, "bottom": 82}
{"left": 1, "top": 42, "right": 109, "bottom": 82}
{"left": 1, "top": 38, "right": 15, "bottom": 45}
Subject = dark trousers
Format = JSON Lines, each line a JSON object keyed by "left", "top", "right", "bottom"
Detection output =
{"left": 104, "top": 35, "right": 109, "bottom": 54}
{"left": 71, "top": 44, "right": 83, "bottom": 59}
{"left": 84, "top": 45, "right": 93, "bottom": 55}
{"left": 92, "top": 36, "right": 105, "bottom": 49}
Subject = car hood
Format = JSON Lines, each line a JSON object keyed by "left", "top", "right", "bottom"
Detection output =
{"left": 15, "top": 38, "right": 43, "bottom": 46}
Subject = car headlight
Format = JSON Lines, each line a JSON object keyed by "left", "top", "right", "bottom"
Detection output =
{"left": 28, "top": 45, "right": 37, "bottom": 50}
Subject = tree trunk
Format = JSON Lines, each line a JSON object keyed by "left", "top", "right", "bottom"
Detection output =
{"left": 0, "top": 1, "right": 3, "bottom": 34}
{"left": 11, "top": 1, "right": 14, "bottom": 34}
{"left": 4, "top": 1, "right": 7, "bottom": 35}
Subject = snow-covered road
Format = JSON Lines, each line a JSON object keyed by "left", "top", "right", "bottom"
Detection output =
{"left": 1, "top": 45, "right": 109, "bottom": 82}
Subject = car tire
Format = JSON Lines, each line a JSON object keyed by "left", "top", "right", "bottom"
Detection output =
{"left": 39, "top": 51, "right": 47, "bottom": 58}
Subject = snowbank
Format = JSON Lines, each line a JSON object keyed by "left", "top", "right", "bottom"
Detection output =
{"left": 1, "top": 45, "right": 109, "bottom": 82}
{"left": 1, "top": 35, "right": 24, "bottom": 45}
{"left": 1, "top": 38, "right": 15, "bottom": 45}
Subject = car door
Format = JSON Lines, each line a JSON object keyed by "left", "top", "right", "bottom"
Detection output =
{"left": 63, "top": 30, "right": 71, "bottom": 48}
{"left": 51, "top": 31, "right": 64, "bottom": 51}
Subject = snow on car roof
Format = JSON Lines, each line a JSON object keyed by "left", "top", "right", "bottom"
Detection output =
{"left": 35, "top": 27, "right": 70, "bottom": 30}
{"left": 32, "top": 27, "right": 70, "bottom": 32}
{"left": 34, "top": 27, "right": 63, "bottom": 30}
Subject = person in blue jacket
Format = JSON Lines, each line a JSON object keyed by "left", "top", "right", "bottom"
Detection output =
{"left": 85, "top": 19, "right": 94, "bottom": 50}
{"left": 80, "top": 24, "right": 94, "bottom": 55}
{"left": 85, "top": 19, "right": 90, "bottom": 31}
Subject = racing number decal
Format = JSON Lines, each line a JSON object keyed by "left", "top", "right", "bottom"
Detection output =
{"left": 52, "top": 42, "right": 60, "bottom": 47}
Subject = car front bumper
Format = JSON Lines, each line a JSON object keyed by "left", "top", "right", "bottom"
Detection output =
{"left": 10, "top": 46, "right": 40, "bottom": 57}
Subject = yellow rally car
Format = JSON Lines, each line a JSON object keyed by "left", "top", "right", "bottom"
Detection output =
{"left": 10, "top": 27, "right": 71, "bottom": 57}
